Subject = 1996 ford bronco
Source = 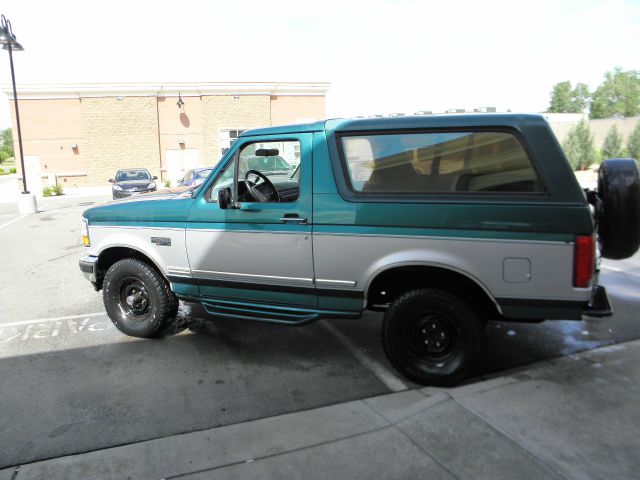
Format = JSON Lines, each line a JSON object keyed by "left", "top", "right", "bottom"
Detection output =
{"left": 79, "top": 114, "right": 640, "bottom": 385}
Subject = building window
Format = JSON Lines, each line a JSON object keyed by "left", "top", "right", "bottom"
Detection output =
{"left": 220, "top": 129, "right": 247, "bottom": 156}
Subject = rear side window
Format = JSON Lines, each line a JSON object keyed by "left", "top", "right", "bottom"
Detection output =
{"left": 340, "top": 131, "right": 544, "bottom": 194}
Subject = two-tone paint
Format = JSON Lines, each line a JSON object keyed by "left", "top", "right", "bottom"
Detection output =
{"left": 81, "top": 114, "right": 597, "bottom": 324}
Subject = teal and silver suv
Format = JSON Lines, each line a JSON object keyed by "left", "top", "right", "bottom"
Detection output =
{"left": 79, "top": 114, "right": 640, "bottom": 385}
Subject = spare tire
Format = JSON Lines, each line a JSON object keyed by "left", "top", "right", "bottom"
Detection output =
{"left": 597, "top": 158, "right": 640, "bottom": 259}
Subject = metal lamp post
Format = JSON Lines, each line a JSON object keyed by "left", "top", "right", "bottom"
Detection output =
{"left": 0, "top": 15, "right": 35, "bottom": 213}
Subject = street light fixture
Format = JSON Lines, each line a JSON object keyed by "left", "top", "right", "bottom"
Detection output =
{"left": 0, "top": 14, "right": 28, "bottom": 198}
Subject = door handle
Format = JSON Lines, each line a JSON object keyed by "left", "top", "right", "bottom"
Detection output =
{"left": 280, "top": 215, "right": 307, "bottom": 224}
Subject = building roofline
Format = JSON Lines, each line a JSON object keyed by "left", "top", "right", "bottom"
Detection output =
{"left": 0, "top": 81, "right": 331, "bottom": 99}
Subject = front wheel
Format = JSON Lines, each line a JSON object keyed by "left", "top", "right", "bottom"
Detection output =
{"left": 103, "top": 258, "right": 178, "bottom": 337}
{"left": 381, "top": 289, "right": 485, "bottom": 386}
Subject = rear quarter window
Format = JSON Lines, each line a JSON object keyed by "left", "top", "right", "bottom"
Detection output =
{"left": 340, "top": 131, "right": 544, "bottom": 194}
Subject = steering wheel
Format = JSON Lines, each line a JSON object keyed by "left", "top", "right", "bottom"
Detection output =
{"left": 244, "top": 170, "right": 280, "bottom": 202}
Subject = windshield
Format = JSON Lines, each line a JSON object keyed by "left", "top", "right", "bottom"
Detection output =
{"left": 245, "top": 156, "right": 291, "bottom": 173}
{"left": 115, "top": 170, "right": 151, "bottom": 181}
{"left": 194, "top": 169, "right": 213, "bottom": 179}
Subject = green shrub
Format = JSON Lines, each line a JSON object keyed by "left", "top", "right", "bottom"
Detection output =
{"left": 563, "top": 120, "right": 595, "bottom": 170}
{"left": 164, "top": 179, "right": 171, "bottom": 188}
{"left": 628, "top": 122, "right": 640, "bottom": 162}
{"left": 601, "top": 125, "right": 623, "bottom": 160}
{"left": 51, "top": 184, "right": 64, "bottom": 196}
{"left": 9, "top": 167, "right": 16, "bottom": 174}
{"left": 42, "top": 186, "right": 52, "bottom": 197}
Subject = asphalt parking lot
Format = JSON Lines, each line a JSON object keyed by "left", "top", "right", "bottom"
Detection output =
{"left": 1, "top": 194, "right": 640, "bottom": 469}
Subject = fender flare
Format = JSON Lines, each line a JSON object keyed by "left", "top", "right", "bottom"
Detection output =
{"left": 364, "top": 260, "right": 503, "bottom": 315}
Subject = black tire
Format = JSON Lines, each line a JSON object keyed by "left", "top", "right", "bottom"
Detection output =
{"left": 382, "top": 289, "right": 485, "bottom": 386}
{"left": 597, "top": 158, "right": 640, "bottom": 259}
{"left": 102, "top": 258, "right": 178, "bottom": 338}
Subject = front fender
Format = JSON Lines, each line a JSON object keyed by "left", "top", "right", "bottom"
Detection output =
{"left": 88, "top": 226, "right": 188, "bottom": 277}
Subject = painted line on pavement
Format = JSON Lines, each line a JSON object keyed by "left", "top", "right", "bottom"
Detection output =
{"left": 600, "top": 264, "right": 640, "bottom": 276}
{"left": 601, "top": 264, "right": 623, "bottom": 272}
{"left": 321, "top": 321, "right": 408, "bottom": 392}
{"left": 2, "top": 312, "right": 105, "bottom": 328}
{"left": 0, "top": 214, "right": 25, "bottom": 230}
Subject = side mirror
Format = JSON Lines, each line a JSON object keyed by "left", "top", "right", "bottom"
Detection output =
{"left": 217, "top": 187, "right": 232, "bottom": 209}
{"left": 108, "top": 178, "right": 114, "bottom": 183}
{"left": 152, "top": 176, "right": 158, "bottom": 180}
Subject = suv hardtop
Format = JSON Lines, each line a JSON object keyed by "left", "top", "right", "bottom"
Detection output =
{"left": 80, "top": 114, "right": 640, "bottom": 385}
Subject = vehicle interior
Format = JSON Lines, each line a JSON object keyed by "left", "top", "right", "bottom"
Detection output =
{"left": 344, "top": 132, "right": 544, "bottom": 194}
{"left": 207, "top": 141, "right": 301, "bottom": 203}
{"left": 115, "top": 169, "right": 152, "bottom": 182}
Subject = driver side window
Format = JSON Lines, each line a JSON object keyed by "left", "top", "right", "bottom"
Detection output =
{"left": 210, "top": 139, "right": 301, "bottom": 203}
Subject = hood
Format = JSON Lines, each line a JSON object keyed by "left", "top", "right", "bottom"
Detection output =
{"left": 83, "top": 188, "right": 194, "bottom": 225}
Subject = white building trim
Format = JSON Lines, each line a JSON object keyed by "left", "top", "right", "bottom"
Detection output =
{"left": 0, "top": 81, "right": 330, "bottom": 100}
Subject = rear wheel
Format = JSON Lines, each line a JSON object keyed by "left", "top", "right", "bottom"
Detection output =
{"left": 103, "top": 258, "right": 178, "bottom": 337}
{"left": 597, "top": 159, "right": 640, "bottom": 259}
{"left": 382, "top": 289, "right": 485, "bottom": 386}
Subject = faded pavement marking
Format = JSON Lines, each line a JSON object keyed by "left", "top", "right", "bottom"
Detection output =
{"left": 0, "top": 314, "right": 114, "bottom": 345}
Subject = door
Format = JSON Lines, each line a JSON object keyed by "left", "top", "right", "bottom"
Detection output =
{"left": 25, "top": 156, "right": 42, "bottom": 194}
{"left": 165, "top": 150, "right": 183, "bottom": 186}
{"left": 165, "top": 148, "right": 201, "bottom": 185}
{"left": 186, "top": 134, "right": 315, "bottom": 306}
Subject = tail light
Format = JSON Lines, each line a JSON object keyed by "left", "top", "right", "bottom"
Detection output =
{"left": 574, "top": 235, "right": 595, "bottom": 288}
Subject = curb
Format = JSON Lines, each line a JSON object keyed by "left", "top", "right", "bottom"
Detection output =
{"left": 3, "top": 338, "right": 637, "bottom": 479}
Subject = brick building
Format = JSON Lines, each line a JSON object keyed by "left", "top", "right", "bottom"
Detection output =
{"left": 3, "top": 82, "right": 328, "bottom": 190}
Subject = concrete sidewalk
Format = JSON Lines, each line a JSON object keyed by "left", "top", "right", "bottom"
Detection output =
{"left": 2, "top": 340, "right": 638, "bottom": 480}
{"left": 0, "top": 175, "right": 111, "bottom": 204}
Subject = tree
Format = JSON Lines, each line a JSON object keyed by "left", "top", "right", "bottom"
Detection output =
{"left": 548, "top": 81, "right": 573, "bottom": 113}
{"left": 548, "top": 81, "right": 591, "bottom": 113}
{"left": 571, "top": 83, "right": 590, "bottom": 112}
{"left": 601, "top": 125, "right": 624, "bottom": 159}
{"left": 627, "top": 122, "right": 640, "bottom": 161}
{"left": 563, "top": 120, "right": 595, "bottom": 170}
{"left": 0, "top": 129, "right": 12, "bottom": 165}
{"left": 0, "top": 128, "right": 13, "bottom": 164}
{"left": 590, "top": 68, "right": 640, "bottom": 119}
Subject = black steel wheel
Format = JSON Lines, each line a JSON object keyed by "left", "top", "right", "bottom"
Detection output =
{"left": 382, "top": 289, "right": 485, "bottom": 386}
{"left": 103, "top": 258, "right": 178, "bottom": 337}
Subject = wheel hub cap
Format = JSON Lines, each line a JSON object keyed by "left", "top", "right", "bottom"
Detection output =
{"left": 118, "top": 278, "right": 151, "bottom": 318}
{"left": 414, "top": 316, "right": 453, "bottom": 355}
{"left": 126, "top": 291, "right": 147, "bottom": 310}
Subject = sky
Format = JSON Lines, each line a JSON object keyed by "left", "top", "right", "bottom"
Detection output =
{"left": 0, "top": 0, "right": 639, "bottom": 128}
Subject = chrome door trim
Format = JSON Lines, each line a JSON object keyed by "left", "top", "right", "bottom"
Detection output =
{"left": 315, "top": 278, "right": 357, "bottom": 288}
{"left": 191, "top": 269, "right": 315, "bottom": 287}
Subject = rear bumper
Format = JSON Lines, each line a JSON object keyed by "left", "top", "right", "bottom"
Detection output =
{"left": 79, "top": 255, "right": 98, "bottom": 283}
{"left": 497, "top": 283, "right": 612, "bottom": 321}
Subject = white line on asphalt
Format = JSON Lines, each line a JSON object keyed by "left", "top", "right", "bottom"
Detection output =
{"left": 0, "top": 214, "right": 25, "bottom": 230}
{"left": 600, "top": 264, "right": 640, "bottom": 276}
{"left": 321, "top": 321, "right": 409, "bottom": 392}
{"left": 2, "top": 312, "right": 105, "bottom": 328}
{"left": 600, "top": 264, "right": 623, "bottom": 272}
